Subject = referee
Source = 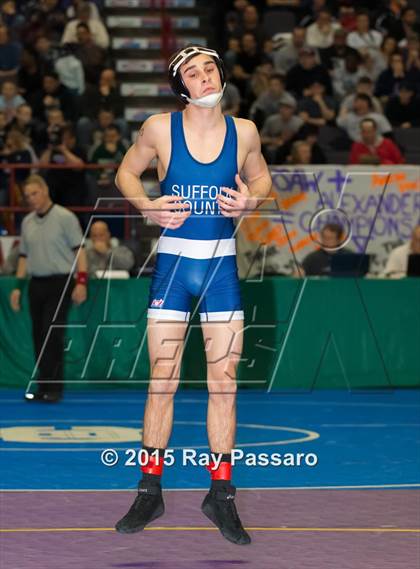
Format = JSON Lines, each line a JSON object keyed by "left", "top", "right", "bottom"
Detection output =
{"left": 9, "top": 175, "right": 88, "bottom": 402}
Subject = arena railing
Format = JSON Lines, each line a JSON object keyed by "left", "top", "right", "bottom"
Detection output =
{"left": 0, "top": 162, "right": 133, "bottom": 237}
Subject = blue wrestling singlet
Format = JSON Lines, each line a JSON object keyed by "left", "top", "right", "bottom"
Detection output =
{"left": 147, "top": 111, "right": 244, "bottom": 322}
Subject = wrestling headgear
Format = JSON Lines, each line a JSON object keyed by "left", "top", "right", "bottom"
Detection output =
{"left": 168, "top": 45, "right": 226, "bottom": 108}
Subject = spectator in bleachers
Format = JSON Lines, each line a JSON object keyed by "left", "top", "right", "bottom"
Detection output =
{"left": 299, "top": 0, "right": 329, "bottom": 28}
{"left": 319, "top": 27, "right": 359, "bottom": 71}
{"left": 385, "top": 82, "right": 420, "bottom": 127}
{"left": 347, "top": 11, "right": 383, "bottom": 57}
{"left": 61, "top": 2, "right": 109, "bottom": 50}
{"left": 374, "top": 52, "right": 420, "bottom": 103}
{"left": 337, "top": 93, "right": 392, "bottom": 141}
{"left": 273, "top": 26, "right": 307, "bottom": 74}
{"left": 270, "top": 122, "right": 328, "bottom": 165}
{"left": 297, "top": 80, "right": 336, "bottom": 127}
{"left": 88, "top": 125, "right": 127, "bottom": 203}
{"left": 66, "top": 0, "right": 101, "bottom": 21}
{"left": 340, "top": 76, "right": 383, "bottom": 113}
{"left": 17, "top": 49, "right": 43, "bottom": 97}
{"left": 23, "top": 0, "right": 67, "bottom": 45}
{"left": 332, "top": 52, "right": 367, "bottom": 99}
{"left": 221, "top": 74, "right": 241, "bottom": 116}
{"left": 289, "top": 139, "right": 311, "bottom": 164}
{"left": 0, "top": 1, "right": 25, "bottom": 39}
{"left": 306, "top": 9, "right": 341, "bottom": 49}
{"left": 86, "top": 220, "right": 135, "bottom": 277}
{"left": 225, "top": 0, "right": 250, "bottom": 36}
{"left": 349, "top": 117, "right": 404, "bottom": 164}
{"left": 295, "top": 124, "right": 327, "bottom": 164}
{"left": 249, "top": 73, "right": 296, "bottom": 129}
{"left": 0, "top": 23, "right": 21, "bottom": 83}
{"left": 31, "top": 71, "right": 77, "bottom": 122}
{"left": 224, "top": 37, "right": 241, "bottom": 72}
{"left": 0, "top": 80, "right": 25, "bottom": 123}
{"left": 72, "top": 22, "right": 107, "bottom": 84}
{"left": 286, "top": 46, "right": 332, "bottom": 98}
{"left": 399, "top": 35, "right": 420, "bottom": 69}
{"left": 369, "top": 35, "right": 398, "bottom": 80}
{"left": 81, "top": 68, "right": 123, "bottom": 119}
{"left": 90, "top": 124, "right": 126, "bottom": 169}
{"left": 77, "top": 107, "right": 117, "bottom": 151}
{"left": 383, "top": 225, "right": 420, "bottom": 278}
{"left": 404, "top": 34, "right": 420, "bottom": 70}
{"left": 242, "top": 61, "right": 272, "bottom": 117}
{"left": 38, "top": 107, "right": 66, "bottom": 151}
{"left": 399, "top": 7, "right": 420, "bottom": 41}
{"left": 54, "top": 43, "right": 85, "bottom": 96}
{"left": 0, "top": 129, "right": 32, "bottom": 204}
{"left": 289, "top": 138, "right": 319, "bottom": 165}
{"left": 33, "top": 35, "right": 61, "bottom": 76}
{"left": 232, "top": 32, "right": 262, "bottom": 93}
{"left": 300, "top": 222, "right": 353, "bottom": 277}
{"left": 337, "top": 2, "right": 357, "bottom": 32}
{"left": 231, "top": 4, "right": 265, "bottom": 48}
{"left": 261, "top": 99, "right": 303, "bottom": 163}
{"left": 262, "top": 37, "right": 275, "bottom": 65}
{"left": 40, "top": 124, "right": 88, "bottom": 206}
{"left": 376, "top": 2, "right": 419, "bottom": 42}
{"left": 6, "top": 103, "right": 43, "bottom": 156}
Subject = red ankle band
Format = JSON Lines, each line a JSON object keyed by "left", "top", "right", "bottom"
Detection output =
{"left": 207, "top": 461, "right": 232, "bottom": 480}
{"left": 141, "top": 454, "right": 163, "bottom": 476}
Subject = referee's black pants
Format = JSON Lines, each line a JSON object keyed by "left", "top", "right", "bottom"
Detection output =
{"left": 28, "top": 275, "right": 74, "bottom": 395}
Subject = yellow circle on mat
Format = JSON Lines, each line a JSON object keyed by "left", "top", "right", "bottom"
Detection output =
{"left": 0, "top": 422, "right": 319, "bottom": 445}
{"left": 0, "top": 426, "right": 143, "bottom": 443}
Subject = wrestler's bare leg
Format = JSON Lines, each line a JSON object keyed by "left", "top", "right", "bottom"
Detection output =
{"left": 202, "top": 319, "right": 244, "bottom": 453}
{"left": 200, "top": 319, "right": 250, "bottom": 545}
{"left": 142, "top": 318, "right": 188, "bottom": 448}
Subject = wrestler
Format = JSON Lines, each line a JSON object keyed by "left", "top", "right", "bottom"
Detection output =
{"left": 114, "top": 45, "right": 272, "bottom": 545}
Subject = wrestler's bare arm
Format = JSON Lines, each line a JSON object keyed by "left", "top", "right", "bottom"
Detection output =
{"left": 115, "top": 114, "right": 190, "bottom": 228}
{"left": 114, "top": 115, "right": 163, "bottom": 211}
{"left": 237, "top": 119, "right": 272, "bottom": 205}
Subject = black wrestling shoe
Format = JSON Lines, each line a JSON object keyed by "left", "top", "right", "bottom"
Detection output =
{"left": 201, "top": 484, "right": 251, "bottom": 545}
{"left": 115, "top": 482, "right": 165, "bottom": 534}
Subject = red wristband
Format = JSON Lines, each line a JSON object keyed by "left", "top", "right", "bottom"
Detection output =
{"left": 76, "top": 271, "right": 88, "bottom": 285}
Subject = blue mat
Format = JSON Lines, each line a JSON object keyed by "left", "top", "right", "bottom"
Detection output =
{"left": 1, "top": 389, "right": 419, "bottom": 490}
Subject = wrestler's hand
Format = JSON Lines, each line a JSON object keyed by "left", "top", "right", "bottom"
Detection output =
{"left": 217, "top": 174, "right": 258, "bottom": 217}
{"left": 10, "top": 289, "right": 21, "bottom": 312}
{"left": 142, "top": 195, "right": 191, "bottom": 229}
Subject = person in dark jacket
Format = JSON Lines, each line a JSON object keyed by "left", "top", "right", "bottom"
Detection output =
{"left": 286, "top": 47, "right": 332, "bottom": 98}
{"left": 31, "top": 71, "right": 78, "bottom": 123}
{"left": 375, "top": 52, "right": 420, "bottom": 102}
{"left": 385, "top": 82, "right": 420, "bottom": 127}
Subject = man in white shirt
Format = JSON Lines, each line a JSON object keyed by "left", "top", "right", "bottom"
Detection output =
{"left": 273, "top": 27, "right": 307, "bottom": 74}
{"left": 306, "top": 9, "right": 341, "bottom": 49}
{"left": 61, "top": 2, "right": 109, "bottom": 49}
{"left": 337, "top": 93, "right": 392, "bottom": 141}
{"left": 383, "top": 225, "right": 420, "bottom": 277}
{"left": 347, "top": 11, "right": 382, "bottom": 57}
